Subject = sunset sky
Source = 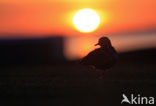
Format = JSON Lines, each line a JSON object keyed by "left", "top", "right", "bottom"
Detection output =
{"left": 0, "top": 0, "right": 156, "bottom": 37}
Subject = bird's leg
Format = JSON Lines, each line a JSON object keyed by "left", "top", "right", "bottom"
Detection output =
{"left": 95, "top": 69, "right": 105, "bottom": 80}
{"left": 87, "top": 65, "right": 96, "bottom": 72}
{"left": 95, "top": 69, "right": 110, "bottom": 80}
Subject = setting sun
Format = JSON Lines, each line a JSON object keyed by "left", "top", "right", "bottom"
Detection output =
{"left": 73, "top": 8, "right": 100, "bottom": 33}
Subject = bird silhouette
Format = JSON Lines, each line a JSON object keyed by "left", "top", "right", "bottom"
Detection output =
{"left": 80, "top": 36, "right": 118, "bottom": 71}
{"left": 121, "top": 94, "right": 130, "bottom": 104}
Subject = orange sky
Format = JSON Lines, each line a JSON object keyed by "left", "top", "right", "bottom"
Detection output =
{"left": 0, "top": 0, "right": 156, "bottom": 37}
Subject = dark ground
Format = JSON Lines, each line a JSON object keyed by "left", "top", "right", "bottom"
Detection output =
{"left": 0, "top": 49, "right": 156, "bottom": 106}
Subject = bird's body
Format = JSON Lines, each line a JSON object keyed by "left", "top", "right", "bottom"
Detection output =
{"left": 80, "top": 46, "right": 118, "bottom": 70}
{"left": 80, "top": 36, "right": 118, "bottom": 71}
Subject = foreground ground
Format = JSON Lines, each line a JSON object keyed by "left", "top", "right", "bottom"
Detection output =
{"left": 0, "top": 58, "right": 156, "bottom": 105}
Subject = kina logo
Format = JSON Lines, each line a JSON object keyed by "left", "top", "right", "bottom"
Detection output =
{"left": 121, "top": 94, "right": 155, "bottom": 104}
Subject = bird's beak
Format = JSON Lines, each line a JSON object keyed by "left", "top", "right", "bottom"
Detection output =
{"left": 94, "top": 43, "right": 99, "bottom": 46}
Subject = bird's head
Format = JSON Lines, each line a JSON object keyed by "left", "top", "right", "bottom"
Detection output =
{"left": 95, "top": 36, "right": 111, "bottom": 48}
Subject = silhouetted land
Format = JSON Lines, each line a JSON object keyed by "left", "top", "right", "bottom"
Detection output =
{"left": 0, "top": 37, "right": 65, "bottom": 65}
{"left": 0, "top": 48, "right": 155, "bottom": 105}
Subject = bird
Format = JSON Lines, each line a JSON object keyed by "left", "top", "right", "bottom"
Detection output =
{"left": 80, "top": 36, "right": 118, "bottom": 72}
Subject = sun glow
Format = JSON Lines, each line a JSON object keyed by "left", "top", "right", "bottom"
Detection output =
{"left": 73, "top": 8, "right": 100, "bottom": 33}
